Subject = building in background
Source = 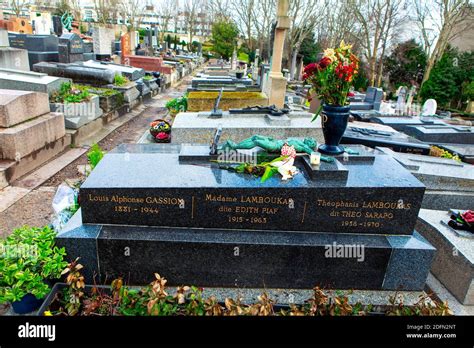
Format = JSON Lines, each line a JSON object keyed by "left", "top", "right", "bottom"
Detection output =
{"left": 450, "top": 7, "right": 474, "bottom": 52}
{"left": 0, "top": 0, "right": 212, "bottom": 43}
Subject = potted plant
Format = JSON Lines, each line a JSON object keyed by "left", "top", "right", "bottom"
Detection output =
{"left": 0, "top": 226, "right": 68, "bottom": 314}
{"left": 304, "top": 41, "right": 360, "bottom": 155}
{"left": 165, "top": 96, "right": 188, "bottom": 117}
{"left": 149, "top": 119, "right": 171, "bottom": 143}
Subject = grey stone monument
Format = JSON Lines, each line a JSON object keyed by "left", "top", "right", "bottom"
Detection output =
{"left": 58, "top": 33, "right": 85, "bottom": 63}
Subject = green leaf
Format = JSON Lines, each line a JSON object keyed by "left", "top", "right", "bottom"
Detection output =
{"left": 311, "top": 104, "right": 323, "bottom": 122}
{"left": 260, "top": 166, "right": 278, "bottom": 183}
{"left": 235, "top": 164, "right": 246, "bottom": 173}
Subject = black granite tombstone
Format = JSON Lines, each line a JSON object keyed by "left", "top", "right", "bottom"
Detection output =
{"left": 342, "top": 126, "right": 431, "bottom": 155}
{"left": 52, "top": 16, "right": 63, "bottom": 36}
{"left": 80, "top": 145, "right": 425, "bottom": 236}
{"left": 33, "top": 61, "right": 115, "bottom": 85}
{"left": 404, "top": 125, "right": 474, "bottom": 145}
{"left": 370, "top": 116, "right": 447, "bottom": 132}
{"left": 59, "top": 33, "right": 85, "bottom": 63}
{"left": 8, "top": 33, "right": 27, "bottom": 48}
{"left": 9, "top": 33, "right": 58, "bottom": 51}
{"left": 8, "top": 33, "right": 60, "bottom": 68}
{"left": 58, "top": 144, "right": 435, "bottom": 291}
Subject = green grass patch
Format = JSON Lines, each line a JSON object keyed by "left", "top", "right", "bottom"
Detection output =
{"left": 114, "top": 74, "right": 129, "bottom": 87}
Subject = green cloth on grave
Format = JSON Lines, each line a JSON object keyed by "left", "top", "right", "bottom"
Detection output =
{"left": 219, "top": 135, "right": 318, "bottom": 155}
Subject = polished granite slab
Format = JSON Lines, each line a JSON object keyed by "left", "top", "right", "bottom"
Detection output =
{"left": 80, "top": 144, "right": 425, "bottom": 235}
{"left": 57, "top": 210, "right": 435, "bottom": 291}
{"left": 417, "top": 209, "right": 474, "bottom": 305}
{"left": 404, "top": 125, "right": 474, "bottom": 145}
{"left": 342, "top": 126, "right": 431, "bottom": 155}
{"left": 370, "top": 117, "right": 447, "bottom": 131}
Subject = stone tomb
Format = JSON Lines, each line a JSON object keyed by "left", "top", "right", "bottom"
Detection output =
{"left": 350, "top": 87, "right": 384, "bottom": 111}
{"left": 342, "top": 123, "right": 431, "bottom": 155}
{"left": 135, "top": 79, "right": 151, "bottom": 100}
{"left": 82, "top": 60, "right": 145, "bottom": 81}
{"left": 106, "top": 81, "right": 140, "bottom": 108}
{"left": 123, "top": 55, "right": 174, "bottom": 75}
{"left": 439, "top": 144, "right": 474, "bottom": 164}
{"left": 191, "top": 75, "right": 253, "bottom": 88}
{"left": 370, "top": 116, "right": 447, "bottom": 132}
{"left": 416, "top": 209, "right": 474, "bottom": 305}
{"left": 0, "top": 89, "right": 50, "bottom": 127}
{"left": 0, "top": 47, "right": 30, "bottom": 71}
{"left": 58, "top": 143, "right": 435, "bottom": 290}
{"left": 187, "top": 91, "right": 269, "bottom": 112}
{"left": 0, "top": 30, "right": 29, "bottom": 72}
{"left": 8, "top": 33, "right": 59, "bottom": 69}
{"left": 404, "top": 125, "right": 474, "bottom": 145}
{"left": 170, "top": 110, "right": 324, "bottom": 145}
{"left": 0, "top": 68, "right": 70, "bottom": 95}
{"left": 51, "top": 95, "right": 103, "bottom": 129}
{"left": 92, "top": 26, "right": 114, "bottom": 60}
{"left": 58, "top": 33, "right": 84, "bottom": 63}
{"left": 377, "top": 147, "right": 474, "bottom": 210}
{"left": 0, "top": 89, "right": 67, "bottom": 187}
{"left": 33, "top": 61, "right": 115, "bottom": 86}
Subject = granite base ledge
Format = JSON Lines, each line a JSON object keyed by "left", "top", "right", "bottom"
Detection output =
{"left": 57, "top": 210, "right": 435, "bottom": 292}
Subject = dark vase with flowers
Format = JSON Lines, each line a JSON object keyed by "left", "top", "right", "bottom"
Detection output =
{"left": 319, "top": 104, "right": 350, "bottom": 155}
{"left": 303, "top": 41, "right": 359, "bottom": 156}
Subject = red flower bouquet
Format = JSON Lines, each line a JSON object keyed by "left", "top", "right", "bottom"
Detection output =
{"left": 304, "top": 41, "right": 359, "bottom": 120}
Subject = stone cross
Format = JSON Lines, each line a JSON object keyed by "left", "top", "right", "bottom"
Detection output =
{"left": 267, "top": 0, "right": 290, "bottom": 108}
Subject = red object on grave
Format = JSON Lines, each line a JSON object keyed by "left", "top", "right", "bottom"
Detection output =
{"left": 122, "top": 55, "right": 174, "bottom": 75}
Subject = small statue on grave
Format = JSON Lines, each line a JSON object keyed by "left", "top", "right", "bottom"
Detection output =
{"left": 61, "top": 12, "right": 73, "bottom": 32}
{"left": 219, "top": 135, "right": 317, "bottom": 155}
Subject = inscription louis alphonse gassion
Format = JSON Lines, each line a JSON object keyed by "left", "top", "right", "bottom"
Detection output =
{"left": 87, "top": 194, "right": 185, "bottom": 215}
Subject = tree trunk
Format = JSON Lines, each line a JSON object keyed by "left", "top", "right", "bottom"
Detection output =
{"left": 376, "top": 59, "right": 384, "bottom": 88}
{"left": 376, "top": 39, "right": 388, "bottom": 87}
{"left": 369, "top": 56, "right": 377, "bottom": 87}
{"left": 290, "top": 46, "right": 299, "bottom": 80}
{"left": 419, "top": 32, "right": 445, "bottom": 94}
